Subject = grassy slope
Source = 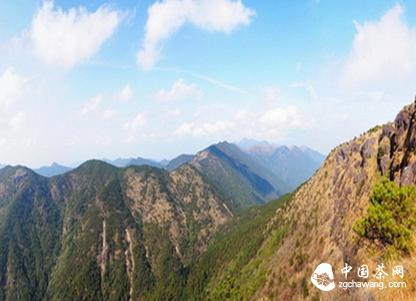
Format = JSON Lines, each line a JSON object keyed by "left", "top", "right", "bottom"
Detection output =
{"left": 184, "top": 193, "right": 293, "bottom": 300}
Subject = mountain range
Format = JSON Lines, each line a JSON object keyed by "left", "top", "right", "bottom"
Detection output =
{"left": 30, "top": 141, "right": 325, "bottom": 198}
{"left": 34, "top": 162, "right": 73, "bottom": 177}
{"left": 0, "top": 161, "right": 235, "bottom": 300}
{"left": 2, "top": 126, "right": 380, "bottom": 301}
{"left": 243, "top": 144, "right": 325, "bottom": 189}
{"left": 185, "top": 100, "right": 416, "bottom": 300}
{"left": 188, "top": 141, "right": 292, "bottom": 209}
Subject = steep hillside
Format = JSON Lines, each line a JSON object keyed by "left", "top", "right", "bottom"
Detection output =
{"left": 186, "top": 101, "right": 416, "bottom": 301}
{"left": 247, "top": 144, "right": 323, "bottom": 189}
{"left": 190, "top": 141, "right": 292, "bottom": 209}
{"left": 0, "top": 161, "right": 234, "bottom": 301}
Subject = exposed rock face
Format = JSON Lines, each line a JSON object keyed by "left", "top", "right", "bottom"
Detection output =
{"left": 200, "top": 101, "right": 416, "bottom": 301}
{"left": 257, "top": 102, "right": 416, "bottom": 300}
{"left": 372, "top": 102, "right": 416, "bottom": 186}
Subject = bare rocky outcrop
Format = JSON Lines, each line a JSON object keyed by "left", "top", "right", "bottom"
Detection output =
{"left": 244, "top": 101, "right": 416, "bottom": 301}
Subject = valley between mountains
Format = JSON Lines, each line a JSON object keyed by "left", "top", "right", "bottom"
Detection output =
{"left": 1, "top": 101, "right": 416, "bottom": 300}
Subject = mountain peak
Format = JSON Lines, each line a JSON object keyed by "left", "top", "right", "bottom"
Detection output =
{"left": 247, "top": 144, "right": 276, "bottom": 156}
{"left": 235, "top": 138, "right": 273, "bottom": 150}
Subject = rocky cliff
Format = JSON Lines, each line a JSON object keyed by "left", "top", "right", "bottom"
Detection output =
{"left": 192, "top": 100, "right": 416, "bottom": 300}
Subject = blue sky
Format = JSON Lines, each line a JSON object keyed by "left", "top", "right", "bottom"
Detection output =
{"left": 1, "top": 0, "right": 416, "bottom": 167}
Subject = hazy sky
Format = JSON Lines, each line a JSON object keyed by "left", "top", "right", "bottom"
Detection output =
{"left": 1, "top": 0, "right": 416, "bottom": 167}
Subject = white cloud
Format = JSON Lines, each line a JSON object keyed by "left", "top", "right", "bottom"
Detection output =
{"left": 0, "top": 68, "right": 26, "bottom": 112}
{"left": 8, "top": 112, "right": 25, "bottom": 130}
{"left": 137, "top": 0, "right": 256, "bottom": 70}
{"left": 79, "top": 93, "right": 103, "bottom": 116}
{"left": 343, "top": 4, "right": 416, "bottom": 87}
{"left": 173, "top": 120, "right": 234, "bottom": 137}
{"left": 30, "top": 1, "right": 124, "bottom": 69}
{"left": 124, "top": 112, "right": 147, "bottom": 131}
{"left": 173, "top": 122, "right": 194, "bottom": 136}
{"left": 193, "top": 121, "right": 234, "bottom": 137}
{"left": 154, "top": 78, "right": 203, "bottom": 102}
{"left": 114, "top": 83, "right": 133, "bottom": 101}
{"left": 260, "top": 105, "right": 303, "bottom": 129}
{"left": 234, "top": 109, "right": 248, "bottom": 121}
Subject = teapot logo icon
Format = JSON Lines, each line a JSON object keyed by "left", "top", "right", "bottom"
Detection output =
{"left": 311, "top": 263, "right": 335, "bottom": 291}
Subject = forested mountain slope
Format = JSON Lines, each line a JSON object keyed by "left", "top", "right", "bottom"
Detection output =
{"left": 0, "top": 161, "right": 234, "bottom": 300}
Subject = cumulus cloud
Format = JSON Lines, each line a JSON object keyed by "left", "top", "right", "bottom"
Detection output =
{"left": 260, "top": 106, "right": 303, "bottom": 129}
{"left": 124, "top": 112, "right": 147, "bottom": 131}
{"left": 343, "top": 4, "right": 416, "bottom": 87}
{"left": 234, "top": 109, "right": 248, "bottom": 121}
{"left": 30, "top": 1, "right": 124, "bottom": 69}
{"left": 137, "top": 0, "right": 256, "bottom": 70}
{"left": 193, "top": 121, "right": 234, "bottom": 137}
{"left": 114, "top": 83, "right": 133, "bottom": 101}
{"left": 0, "top": 68, "right": 26, "bottom": 112}
{"left": 173, "top": 120, "right": 234, "bottom": 137}
{"left": 173, "top": 122, "right": 194, "bottom": 136}
{"left": 173, "top": 121, "right": 235, "bottom": 137}
{"left": 154, "top": 78, "right": 203, "bottom": 102}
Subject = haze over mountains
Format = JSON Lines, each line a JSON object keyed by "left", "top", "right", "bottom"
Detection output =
{"left": 26, "top": 140, "right": 325, "bottom": 200}
{"left": 7, "top": 140, "right": 325, "bottom": 213}
{"left": 1, "top": 101, "right": 416, "bottom": 300}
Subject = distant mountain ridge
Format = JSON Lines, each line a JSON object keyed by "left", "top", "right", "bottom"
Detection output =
{"left": 245, "top": 144, "right": 325, "bottom": 188}
{"left": 235, "top": 138, "right": 280, "bottom": 150}
{"left": 165, "top": 154, "right": 193, "bottom": 172}
{"left": 2, "top": 140, "right": 325, "bottom": 190}
{"left": 34, "top": 162, "right": 73, "bottom": 177}
{"left": 102, "top": 157, "right": 164, "bottom": 168}
{"left": 189, "top": 141, "right": 292, "bottom": 209}
{"left": 299, "top": 145, "right": 326, "bottom": 164}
